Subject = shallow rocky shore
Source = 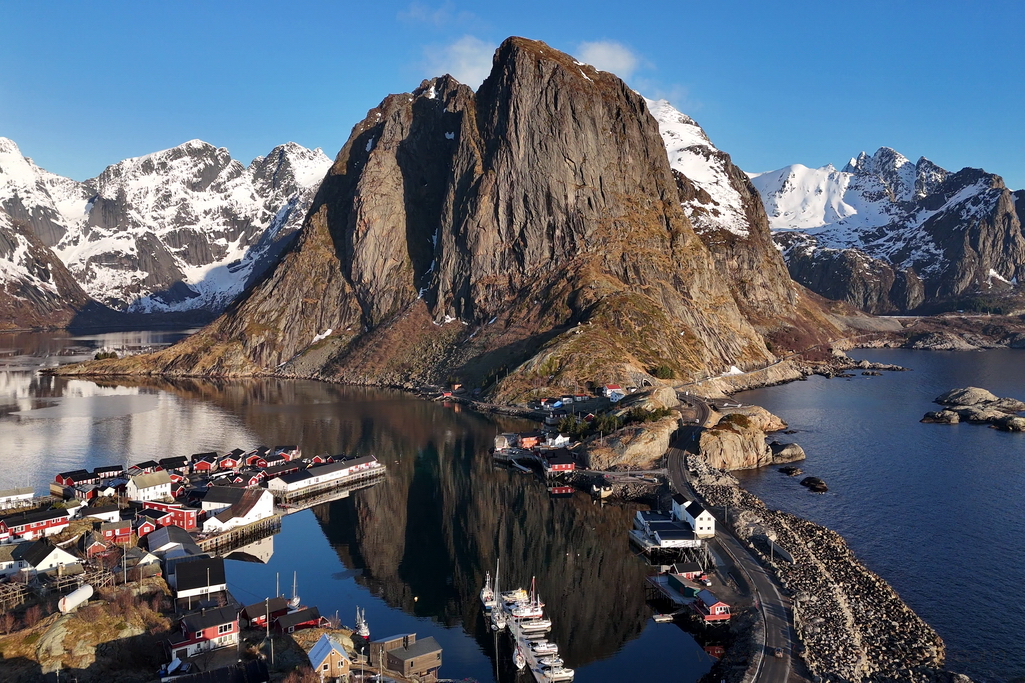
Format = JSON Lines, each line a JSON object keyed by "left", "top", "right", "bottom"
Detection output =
{"left": 687, "top": 455, "right": 966, "bottom": 683}
{"left": 922, "top": 387, "right": 1025, "bottom": 431}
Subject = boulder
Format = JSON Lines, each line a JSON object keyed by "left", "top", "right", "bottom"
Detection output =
{"left": 779, "top": 465, "right": 803, "bottom": 476}
{"left": 921, "top": 410, "right": 959, "bottom": 424}
{"left": 800, "top": 476, "right": 828, "bottom": 492}
{"left": 769, "top": 441, "right": 806, "bottom": 463}
{"left": 935, "top": 387, "right": 999, "bottom": 406}
{"left": 993, "top": 415, "right": 1025, "bottom": 432}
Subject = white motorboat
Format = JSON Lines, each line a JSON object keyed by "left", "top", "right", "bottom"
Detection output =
{"left": 518, "top": 617, "right": 552, "bottom": 632}
{"left": 529, "top": 640, "right": 559, "bottom": 655}
{"left": 542, "top": 665, "right": 575, "bottom": 681}
{"left": 538, "top": 655, "right": 564, "bottom": 668}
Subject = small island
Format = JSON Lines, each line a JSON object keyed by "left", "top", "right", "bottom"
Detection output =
{"left": 921, "top": 387, "right": 1025, "bottom": 431}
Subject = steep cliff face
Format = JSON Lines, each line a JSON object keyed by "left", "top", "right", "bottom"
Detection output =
{"left": 698, "top": 412, "right": 804, "bottom": 471}
{"left": 74, "top": 38, "right": 846, "bottom": 394}
{"left": 752, "top": 148, "right": 1025, "bottom": 313}
{"left": 0, "top": 211, "right": 94, "bottom": 330}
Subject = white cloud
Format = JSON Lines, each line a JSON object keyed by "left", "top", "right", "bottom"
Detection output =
{"left": 423, "top": 35, "right": 496, "bottom": 88}
{"left": 575, "top": 41, "right": 641, "bottom": 80}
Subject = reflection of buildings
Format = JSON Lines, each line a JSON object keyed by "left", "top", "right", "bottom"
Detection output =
{"left": 225, "top": 535, "right": 275, "bottom": 564}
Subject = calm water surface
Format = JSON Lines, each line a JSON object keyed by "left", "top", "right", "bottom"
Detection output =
{"left": 0, "top": 331, "right": 712, "bottom": 683}
{"left": 737, "top": 348, "right": 1025, "bottom": 683}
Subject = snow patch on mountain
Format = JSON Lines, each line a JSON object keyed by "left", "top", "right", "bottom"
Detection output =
{"left": 0, "top": 137, "right": 332, "bottom": 315}
{"left": 645, "top": 99, "right": 749, "bottom": 237}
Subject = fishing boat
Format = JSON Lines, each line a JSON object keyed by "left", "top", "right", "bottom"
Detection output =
{"left": 355, "top": 606, "right": 370, "bottom": 638}
{"left": 480, "top": 571, "right": 496, "bottom": 610}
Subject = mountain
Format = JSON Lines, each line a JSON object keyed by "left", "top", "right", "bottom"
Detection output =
{"left": 751, "top": 148, "right": 1025, "bottom": 313}
{"left": 65, "top": 37, "right": 851, "bottom": 395}
{"left": 0, "top": 210, "right": 95, "bottom": 330}
{"left": 0, "top": 136, "right": 331, "bottom": 319}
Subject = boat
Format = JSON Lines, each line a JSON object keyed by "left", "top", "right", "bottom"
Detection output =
{"left": 652, "top": 613, "right": 674, "bottom": 623}
{"left": 501, "top": 588, "right": 529, "bottom": 603}
{"left": 511, "top": 602, "right": 544, "bottom": 618}
{"left": 538, "top": 655, "right": 564, "bottom": 668}
{"left": 355, "top": 606, "right": 370, "bottom": 638}
{"left": 514, "top": 646, "right": 526, "bottom": 671}
{"left": 288, "top": 571, "right": 301, "bottom": 610}
{"left": 541, "top": 665, "right": 575, "bottom": 681}
{"left": 529, "top": 640, "right": 559, "bottom": 655}
{"left": 481, "top": 571, "right": 496, "bottom": 610}
{"left": 491, "top": 608, "right": 507, "bottom": 631}
{"left": 518, "top": 617, "right": 552, "bottom": 632}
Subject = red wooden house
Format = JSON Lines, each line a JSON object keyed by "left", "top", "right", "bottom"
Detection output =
{"left": 100, "top": 519, "right": 132, "bottom": 544}
{"left": 240, "top": 597, "right": 290, "bottom": 628}
{"left": 543, "top": 448, "right": 576, "bottom": 473}
{"left": 217, "top": 450, "right": 245, "bottom": 471}
{"left": 693, "top": 590, "right": 730, "bottom": 622}
{"left": 0, "top": 508, "right": 71, "bottom": 541}
{"left": 273, "top": 446, "right": 300, "bottom": 462}
{"left": 167, "top": 606, "right": 239, "bottom": 660}
{"left": 274, "top": 607, "right": 328, "bottom": 634}
{"left": 192, "top": 456, "right": 218, "bottom": 474}
{"left": 55, "top": 469, "right": 98, "bottom": 487}
{"left": 310, "top": 454, "right": 333, "bottom": 465}
{"left": 518, "top": 431, "right": 543, "bottom": 449}
{"left": 142, "top": 501, "right": 198, "bottom": 530}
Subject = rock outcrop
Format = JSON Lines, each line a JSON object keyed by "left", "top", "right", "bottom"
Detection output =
{"left": 698, "top": 412, "right": 804, "bottom": 470}
{"left": 60, "top": 37, "right": 850, "bottom": 397}
{"left": 923, "top": 386, "right": 1025, "bottom": 430}
{"left": 584, "top": 413, "right": 679, "bottom": 470}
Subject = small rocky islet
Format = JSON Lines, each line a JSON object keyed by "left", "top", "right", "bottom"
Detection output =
{"left": 921, "top": 386, "right": 1025, "bottom": 431}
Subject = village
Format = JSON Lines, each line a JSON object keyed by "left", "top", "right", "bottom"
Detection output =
{"left": 0, "top": 446, "right": 451, "bottom": 683}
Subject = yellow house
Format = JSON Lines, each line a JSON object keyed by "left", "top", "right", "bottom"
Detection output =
{"left": 307, "top": 633, "right": 351, "bottom": 681}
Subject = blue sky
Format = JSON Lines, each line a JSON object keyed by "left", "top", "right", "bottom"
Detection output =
{"left": 2, "top": 1, "right": 1023, "bottom": 187}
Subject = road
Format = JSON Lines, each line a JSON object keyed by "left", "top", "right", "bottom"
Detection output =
{"left": 671, "top": 394, "right": 799, "bottom": 683}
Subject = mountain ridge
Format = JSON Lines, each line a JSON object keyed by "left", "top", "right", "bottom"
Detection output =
{"left": 60, "top": 37, "right": 854, "bottom": 399}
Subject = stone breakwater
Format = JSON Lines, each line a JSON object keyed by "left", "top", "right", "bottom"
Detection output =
{"left": 687, "top": 455, "right": 957, "bottom": 683}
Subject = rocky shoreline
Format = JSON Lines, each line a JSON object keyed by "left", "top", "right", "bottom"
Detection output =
{"left": 686, "top": 455, "right": 971, "bottom": 683}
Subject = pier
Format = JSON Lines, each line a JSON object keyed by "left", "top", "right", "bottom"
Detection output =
{"left": 197, "top": 514, "right": 282, "bottom": 555}
{"left": 271, "top": 466, "right": 386, "bottom": 504}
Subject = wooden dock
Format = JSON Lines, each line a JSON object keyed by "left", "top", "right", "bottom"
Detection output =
{"left": 197, "top": 515, "right": 282, "bottom": 555}
{"left": 272, "top": 467, "right": 386, "bottom": 504}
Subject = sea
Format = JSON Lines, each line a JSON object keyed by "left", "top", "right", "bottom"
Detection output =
{"left": 736, "top": 348, "right": 1025, "bottom": 683}
{"left": 0, "top": 330, "right": 714, "bottom": 683}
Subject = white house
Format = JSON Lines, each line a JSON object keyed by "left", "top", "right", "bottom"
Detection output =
{"left": 0, "top": 541, "right": 81, "bottom": 578}
{"left": 266, "top": 455, "right": 380, "bottom": 494}
{"left": 125, "top": 471, "right": 172, "bottom": 502}
{"left": 603, "top": 384, "right": 626, "bottom": 402}
{"left": 200, "top": 486, "right": 246, "bottom": 515}
{"left": 0, "top": 487, "right": 34, "bottom": 510}
{"left": 201, "top": 489, "right": 274, "bottom": 533}
{"left": 672, "top": 495, "right": 715, "bottom": 538}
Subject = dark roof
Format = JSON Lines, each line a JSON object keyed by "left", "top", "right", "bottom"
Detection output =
{"left": 273, "top": 445, "right": 297, "bottom": 452}
{"left": 654, "top": 527, "right": 696, "bottom": 540}
{"left": 275, "top": 606, "right": 321, "bottom": 630}
{"left": 254, "top": 446, "right": 270, "bottom": 455}
{"left": 16, "top": 540, "right": 57, "bottom": 568}
{"left": 133, "top": 460, "right": 160, "bottom": 469}
{"left": 159, "top": 456, "right": 189, "bottom": 468}
{"left": 545, "top": 448, "right": 574, "bottom": 465}
{"left": 181, "top": 605, "right": 238, "bottom": 632}
{"left": 262, "top": 463, "right": 298, "bottom": 477}
{"left": 58, "top": 469, "right": 91, "bottom": 479}
{"left": 146, "top": 524, "right": 199, "bottom": 552}
{"left": 697, "top": 589, "right": 725, "bottom": 607}
{"left": 93, "top": 465, "right": 124, "bottom": 475}
{"left": 171, "top": 660, "right": 268, "bottom": 683}
{"left": 191, "top": 451, "right": 218, "bottom": 462}
{"left": 202, "top": 487, "right": 247, "bottom": 505}
{"left": 214, "top": 489, "right": 267, "bottom": 523}
{"left": 671, "top": 493, "right": 687, "bottom": 505}
{"left": 685, "top": 501, "right": 708, "bottom": 517}
{"left": 388, "top": 635, "right": 442, "bottom": 660}
{"left": 227, "top": 448, "right": 246, "bottom": 458}
{"left": 175, "top": 557, "right": 226, "bottom": 591}
{"left": 671, "top": 561, "right": 702, "bottom": 574}
{"left": 242, "top": 596, "right": 289, "bottom": 617}
{"left": 138, "top": 508, "right": 172, "bottom": 521}
{"left": 1, "top": 507, "right": 70, "bottom": 527}
{"left": 274, "top": 456, "right": 378, "bottom": 485}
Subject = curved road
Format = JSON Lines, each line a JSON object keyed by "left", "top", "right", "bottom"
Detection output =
{"left": 671, "top": 395, "right": 800, "bottom": 683}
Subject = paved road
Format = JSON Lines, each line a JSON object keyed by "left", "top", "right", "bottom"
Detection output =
{"left": 670, "top": 394, "right": 799, "bottom": 683}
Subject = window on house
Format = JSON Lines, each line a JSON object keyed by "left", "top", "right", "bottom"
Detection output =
{"left": 218, "top": 623, "right": 232, "bottom": 634}
{"left": 323, "top": 664, "right": 330, "bottom": 671}
{"left": 195, "top": 631, "right": 203, "bottom": 638}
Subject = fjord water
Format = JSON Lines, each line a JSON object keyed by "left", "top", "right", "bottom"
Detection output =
{"left": 0, "top": 331, "right": 712, "bottom": 683}
{"left": 736, "top": 349, "right": 1025, "bottom": 683}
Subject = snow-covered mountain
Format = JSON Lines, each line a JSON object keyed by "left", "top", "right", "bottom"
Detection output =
{"left": 646, "top": 98, "right": 752, "bottom": 237}
{"left": 0, "top": 137, "right": 331, "bottom": 319}
{"left": 750, "top": 148, "right": 1025, "bottom": 313}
